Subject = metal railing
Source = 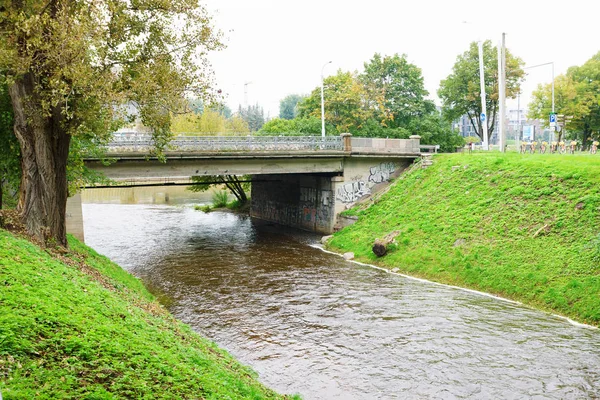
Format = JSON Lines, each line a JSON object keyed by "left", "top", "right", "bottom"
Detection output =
{"left": 106, "top": 134, "right": 344, "bottom": 153}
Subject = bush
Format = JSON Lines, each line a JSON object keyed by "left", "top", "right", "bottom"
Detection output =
{"left": 211, "top": 190, "right": 229, "bottom": 208}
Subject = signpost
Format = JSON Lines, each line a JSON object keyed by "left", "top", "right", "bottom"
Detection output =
{"left": 549, "top": 113, "right": 556, "bottom": 127}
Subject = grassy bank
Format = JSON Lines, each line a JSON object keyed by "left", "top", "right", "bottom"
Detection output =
{"left": 0, "top": 229, "right": 295, "bottom": 399}
{"left": 328, "top": 153, "right": 600, "bottom": 326}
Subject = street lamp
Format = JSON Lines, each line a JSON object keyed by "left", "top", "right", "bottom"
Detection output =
{"left": 478, "top": 41, "right": 489, "bottom": 150}
{"left": 321, "top": 61, "right": 332, "bottom": 138}
{"left": 524, "top": 61, "right": 554, "bottom": 140}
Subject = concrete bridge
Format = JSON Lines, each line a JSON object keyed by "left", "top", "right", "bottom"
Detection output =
{"left": 67, "top": 134, "right": 425, "bottom": 240}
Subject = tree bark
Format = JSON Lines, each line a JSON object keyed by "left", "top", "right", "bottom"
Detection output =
{"left": 8, "top": 73, "right": 71, "bottom": 247}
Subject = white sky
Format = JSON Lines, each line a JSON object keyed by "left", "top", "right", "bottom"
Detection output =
{"left": 204, "top": 0, "right": 600, "bottom": 118}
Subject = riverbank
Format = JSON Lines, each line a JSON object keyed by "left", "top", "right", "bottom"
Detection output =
{"left": 327, "top": 153, "right": 600, "bottom": 326}
{"left": 0, "top": 228, "right": 296, "bottom": 399}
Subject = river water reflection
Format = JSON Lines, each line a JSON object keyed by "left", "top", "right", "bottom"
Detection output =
{"left": 83, "top": 189, "right": 600, "bottom": 399}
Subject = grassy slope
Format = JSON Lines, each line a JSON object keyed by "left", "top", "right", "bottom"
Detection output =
{"left": 0, "top": 230, "right": 294, "bottom": 399}
{"left": 329, "top": 153, "right": 600, "bottom": 326}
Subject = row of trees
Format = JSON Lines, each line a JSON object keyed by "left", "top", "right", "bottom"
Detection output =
{"left": 528, "top": 52, "right": 600, "bottom": 146}
{"left": 265, "top": 53, "right": 465, "bottom": 152}
{"left": 170, "top": 103, "right": 266, "bottom": 134}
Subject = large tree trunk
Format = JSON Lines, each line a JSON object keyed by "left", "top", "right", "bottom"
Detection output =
{"left": 8, "top": 73, "right": 71, "bottom": 247}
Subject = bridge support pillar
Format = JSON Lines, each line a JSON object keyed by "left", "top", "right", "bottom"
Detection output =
{"left": 66, "top": 192, "right": 85, "bottom": 243}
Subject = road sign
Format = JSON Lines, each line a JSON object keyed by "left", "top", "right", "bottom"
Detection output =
{"left": 480, "top": 113, "right": 486, "bottom": 122}
{"left": 550, "top": 113, "right": 557, "bottom": 123}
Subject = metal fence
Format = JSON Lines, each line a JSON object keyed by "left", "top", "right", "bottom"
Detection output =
{"left": 106, "top": 134, "right": 344, "bottom": 153}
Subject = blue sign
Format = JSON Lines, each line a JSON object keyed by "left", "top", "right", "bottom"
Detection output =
{"left": 550, "top": 113, "right": 556, "bottom": 123}
{"left": 480, "top": 113, "right": 486, "bottom": 122}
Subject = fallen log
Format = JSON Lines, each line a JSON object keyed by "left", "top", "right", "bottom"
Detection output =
{"left": 372, "top": 230, "right": 401, "bottom": 257}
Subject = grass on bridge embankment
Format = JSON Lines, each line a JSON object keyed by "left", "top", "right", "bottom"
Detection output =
{"left": 0, "top": 229, "right": 295, "bottom": 399}
{"left": 328, "top": 153, "right": 600, "bottom": 326}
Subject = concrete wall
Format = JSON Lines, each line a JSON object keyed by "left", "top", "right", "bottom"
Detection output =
{"left": 251, "top": 157, "right": 414, "bottom": 234}
{"left": 251, "top": 174, "right": 337, "bottom": 234}
{"left": 350, "top": 137, "right": 420, "bottom": 154}
{"left": 66, "top": 193, "right": 85, "bottom": 242}
{"left": 331, "top": 157, "right": 413, "bottom": 219}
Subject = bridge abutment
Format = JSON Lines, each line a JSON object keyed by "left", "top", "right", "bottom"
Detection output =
{"left": 250, "top": 156, "right": 413, "bottom": 234}
{"left": 66, "top": 193, "right": 85, "bottom": 242}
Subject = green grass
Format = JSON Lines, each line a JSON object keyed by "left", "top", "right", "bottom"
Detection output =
{"left": 211, "top": 190, "right": 229, "bottom": 208}
{"left": 0, "top": 230, "right": 298, "bottom": 399}
{"left": 328, "top": 153, "right": 600, "bottom": 326}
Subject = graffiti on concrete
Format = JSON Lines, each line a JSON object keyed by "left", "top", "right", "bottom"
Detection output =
{"left": 321, "top": 190, "right": 332, "bottom": 206}
{"left": 336, "top": 181, "right": 371, "bottom": 203}
{"left": 300, "top": 187, "right": 317, "bottom": 203}
{"left": 368, "top": 162, "right": 396, "bottom": 184}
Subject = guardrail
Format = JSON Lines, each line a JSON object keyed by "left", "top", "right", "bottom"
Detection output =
{"left": 107, "top": 135, "right": 344, "bottom": 153}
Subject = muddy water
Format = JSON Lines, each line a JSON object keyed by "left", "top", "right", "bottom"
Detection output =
{"left": 83, "top": 188, "right": 600, "bottom": 399}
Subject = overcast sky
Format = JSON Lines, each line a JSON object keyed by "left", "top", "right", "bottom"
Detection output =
{"left": 204, "top": 0, "right": 600, "bottom": 118}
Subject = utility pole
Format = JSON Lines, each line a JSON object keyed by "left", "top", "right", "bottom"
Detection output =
{"left": 478, "top": 41, "right": 489, "bottom": 150}
{"left": 497, "top": 33, "right": 506, "bottom": 152}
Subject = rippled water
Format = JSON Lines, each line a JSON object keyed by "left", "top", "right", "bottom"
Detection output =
{"left": 83, "top": 202, "right": 600, "bottom": 399}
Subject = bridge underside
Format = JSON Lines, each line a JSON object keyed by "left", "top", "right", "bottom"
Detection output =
{"left": 72, "top": 153, "right": 418, "bottom": 240}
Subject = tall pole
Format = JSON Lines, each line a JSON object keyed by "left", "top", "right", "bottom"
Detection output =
{"left": 478, "top": 41, "right": 489, "bottom": 150}
{"left": 517, "top": 92, "right": 521, "bottom": 151}
{"left": 551, "top": 62, "right": 555, "bottom": 114}
{"left": 321, "top": 61, "right": 332, "bottom": 138}
{"left": 497, "top": 34, "right": 506, "bottom": 152}
{"left": 524, "top": 61, "right": 555, "bottom": 141}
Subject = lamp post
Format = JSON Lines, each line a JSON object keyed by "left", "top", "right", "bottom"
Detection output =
{"left": 478, "top": 41, "right": 489, "bottom": 150}
{"left": 524, "top": 61, "right": 555, "bottom": 140}
{"left": 321, "top": 61, "right": 332, "bottom": 138}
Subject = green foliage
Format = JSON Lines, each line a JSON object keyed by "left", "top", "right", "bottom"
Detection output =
{"left": 259, "top": 116, "right": 322, "bottom": 135}
{"left": 211, "top": 190, "right": 229, "bottom": 208}
{"left": 298, "top": 70, "right": 371, "bottom": 134}
{"left": 409, "top": 113, "right": 465, "bottom": 152}
{"left": 328, "top": 153, "right": 600, "bottom": 326}
{"left": 0, "top": 230, "right": 291, "bottom": 399}
{"left": 528, "top": 52, "right": 600, "bottom": 146}
{"left": 238, "top": 104, "right": 265, "bottom": 132}
{"left": 360, "top": 53, "right": 435, "bottom": 129}
{"left": 438, "top": 41, "right": 525, "bottom": 141}
{"left": 0, "top": 85, "right": 20, "bottom": 209}
{"left": 585, "top": 234, "right": 600, "bottom": 264}
{"left": 194, "top": 204, "right": 212, "bottom": 213}
{"left": 190, "top": 175, "right": 249, "bottom": 205}
{"left": 279, "top": 94, "right": 305, "bottom": 120}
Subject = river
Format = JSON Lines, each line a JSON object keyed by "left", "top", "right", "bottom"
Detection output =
{"left": 82, "top": 187, "right": 600, "bottom": 399}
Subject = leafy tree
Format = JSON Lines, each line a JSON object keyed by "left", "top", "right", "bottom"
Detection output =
{"left": 259, "top": 116, "right": 322, "bottom": 135}
{"left": 438, "top": 41, "right": 525, "bottom": 142}
{"left": 279, "top": 94, "right": 305, "bottom": 120}
{"left": 189, "top": 175, "right": 249, "bottom": 205}
{"left": 0, "top": 0, "right": 222, "bottom": 245}
{"left": 529, "top": 52, "right": 600, "bottom": 146}
{"left": 298, "top": 70, "right": 372, "bottom": 134}
{"left": 238, "top": 104, "right": 265, "bottom": 132}
{"left": 408, "top": 113, "right": 465, "bottom": 152}
{"left": 360, "top": 53, "right": 435, "bottom": 129}
{"left": 225, "top": 116, "right": 250, "bottom": 134}
{"left": 0, "top": 85, "right": 20, "bottom": 209}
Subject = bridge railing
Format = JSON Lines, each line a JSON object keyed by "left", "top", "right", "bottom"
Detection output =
{"left": 106, "top": 134, "right": 344, "bottom": 153}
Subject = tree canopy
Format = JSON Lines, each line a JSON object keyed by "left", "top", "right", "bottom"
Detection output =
{"left": 279, "top": 94, "right": 305, "bottom": 120}
{"left": 438, "top": 41, "right": 524, "bottom": 142}
{"left": 360, "top": 53, "right": 435, "bottom": 129}
{"left": 528, "top": 52, "right": 600, "bottom": 145}
{"left": 0, "top": 0, "right": 223, "bottom": 246}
